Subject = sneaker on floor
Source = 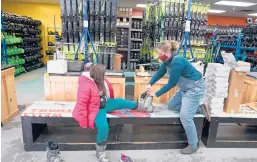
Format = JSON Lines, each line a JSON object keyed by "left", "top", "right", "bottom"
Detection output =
{"left": 200, "top": 103, "right": 211, "bottom": 122}
{"left": 180, "top": 145, "right": 199, "bottom": 155}
{"left": 46, "top": 141, "right": 64, "bottom": 162}
{"left": 120, "top": 154, "right": 134, "bottom": 162}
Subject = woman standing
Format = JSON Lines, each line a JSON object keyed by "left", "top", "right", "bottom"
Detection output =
{"left": 146, "top": 40, "right": 211, "bottom": 154}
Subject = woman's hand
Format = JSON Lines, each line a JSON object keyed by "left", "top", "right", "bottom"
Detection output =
{"left": 146, "top": 87, "right": 156, "bottom": 97}
{"left": 145, "top": 84, "right": 151, "bottom": 91}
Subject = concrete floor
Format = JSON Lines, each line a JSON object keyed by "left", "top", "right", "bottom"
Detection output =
{"left": 1, "top": 68, "right": 257, "bottom": 162}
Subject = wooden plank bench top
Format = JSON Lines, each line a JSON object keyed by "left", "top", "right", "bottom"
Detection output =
{"left": 21, "top": 101, "right": 205, "bottom": 119}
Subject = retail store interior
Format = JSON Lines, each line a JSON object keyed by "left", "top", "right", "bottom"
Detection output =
{"left": 1, "top": 0, "right": 257, "bottom": 162}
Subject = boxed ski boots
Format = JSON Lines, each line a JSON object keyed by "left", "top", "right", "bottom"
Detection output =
{"left": 67, "top": 60, "right": 84, "bottom": 72}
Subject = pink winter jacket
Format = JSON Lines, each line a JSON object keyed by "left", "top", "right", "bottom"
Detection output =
{"left": 72, "top": 73, "right": 114, "bottom": 129}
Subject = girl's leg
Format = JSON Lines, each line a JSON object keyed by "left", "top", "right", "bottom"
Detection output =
{"left": 94, "top": 108, "right": 110, "bottom": 162}
{"left": 105, "top": 98, "right": 137, "bottom": 113}
{"left": 95, "top": 108, "right": 109, "bottom": 144}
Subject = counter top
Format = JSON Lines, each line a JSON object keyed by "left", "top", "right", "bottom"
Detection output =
{"left": 1, "top": 65, "right": 14, "bottom": 71}
{"left": 48, "top": 70, "right": 125, "bottom": 77}
{"left": 247, "top": 72, "right": 257, "bottom": 79}
{"left": 135, "top": 71, "right": 169, "bottom": 78}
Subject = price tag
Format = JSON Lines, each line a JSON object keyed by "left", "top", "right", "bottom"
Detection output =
{"left": 44, "top": 73, "right": 49, "bottom": 78}
{"left": 83, "top": 21, "right": 88, "bottom": 27}
{"left": 234, "top": 89, "right": 239, "bottom": 97}
{"left": 185, "top": 20, "right": 191, "bottom": 32}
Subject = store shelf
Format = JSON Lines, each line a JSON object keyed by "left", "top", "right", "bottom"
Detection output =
{"left": 117, "top": 16, "right": 130, "bottom": 18}
{"left": 131, "top": 49, "right": 140, "bottom": 52}
{"left": 131, "top": 38, "right": 142, "bottom": 41}
{"left": 132, "top": 16, "right": 143, "bottom": 19}
{"left": 117, "top": 48, "right": 128, "bottom": 51}
{"left": 116, "top": 25, "right": 130, "bottom": 28}
{"left": 191, "top": 44, "right": 210, "bottom": 48}
{"left": 220, "top": 45, "right": 237, "bottom": 49}
{"left": 48, "top": 46, "right": 56, "bottom": 48}
{"left": 240, "top": 47, "right": 257, "bottom": 50}
{"left": 130, "top": 59, "right": 140, "bottom": 62}
{"left": 131, "top": 29, "right": 142, "bottom": 32}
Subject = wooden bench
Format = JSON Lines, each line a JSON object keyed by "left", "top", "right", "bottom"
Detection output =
{"left": 202, "top": 105, "right": 257, "bottom": 148}
{"left": 21, "top": 101, "right": 205, "bottom": 151}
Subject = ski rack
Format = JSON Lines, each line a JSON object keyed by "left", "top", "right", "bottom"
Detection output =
{"left": 213, "top": 33, "right": 257, "bottom": 63}
{"left": 176, "top": 0, "right": 194, "bottom": 62}
{"left": 141, "top": 0, "right": 210, "bottom": 65}
{"left": 1, "top": 12, "right": 8, "bottom": 65}
{"left": 74, "top": 0, "right": 98, "bottom": 64}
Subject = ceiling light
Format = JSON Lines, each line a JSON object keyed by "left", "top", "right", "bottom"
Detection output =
{"left": 208, "top": 9, "right": 226, "bottom": 13}
{"left": 248, "top": 13, "right": 257, "bottom": 16}
{"left": 136, "top": 4, "right": 146, "bottom": 8}
{"left": 215, "top": 1, "right": 257, "bottom": 7}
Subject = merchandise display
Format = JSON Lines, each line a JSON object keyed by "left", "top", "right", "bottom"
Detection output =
{"left": 2, "top": 12, "right": 43, "bottom": 75}
{"left": 241, "top": 25, "right": 257, "bottom": 48}
{"left": 204, "top": 63, "right": 231, "bottom": 113}
{"left": 139, "top": 1, "right": 210, "bottom": 70}
{"left": 130, "top": 16, "right": 143, "bottom": 70}
{"left": 206, "top": 25, "right": 243, "bottom": 35}
{"left": 210, "top": 24, "right": 257, "bottom": 71}
{"left": 59, "top": 0, "right": 117, "bottom": 69}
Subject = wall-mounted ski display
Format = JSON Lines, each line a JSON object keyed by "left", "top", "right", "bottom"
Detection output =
{"left": 140, "top": 0, "right": 210, "bottom": 66}
{"left": 59, "top": 0, "right": 117, "bottom": 69}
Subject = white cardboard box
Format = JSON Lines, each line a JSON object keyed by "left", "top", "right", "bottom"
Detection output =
{"left": 207, "top": 90, "right": 228, "bottom": 98}
{"left": 205, "top": 77, "right": 229, "bottom": 83}
{"left": 207, "top": 86, "right": 228, "bottom": 94}
{"left": 47, "top": 60, "right": 68, "bottom": 74}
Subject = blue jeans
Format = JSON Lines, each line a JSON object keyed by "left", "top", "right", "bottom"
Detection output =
{"left": 168, "top": 84, "right": 204, "bottom": 147}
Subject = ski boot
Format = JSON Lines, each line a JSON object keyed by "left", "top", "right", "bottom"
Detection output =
{"left": 96, "top": 142, "right": 110, "bottom": 162}
{"left": 136, "top": 92, "right": 153, "bottom": 113}
{"left": 46, "top": 141, "right": 64, "bottom": 162}
{"left": 120, "top": 154, "right": 134, "bottom": 162}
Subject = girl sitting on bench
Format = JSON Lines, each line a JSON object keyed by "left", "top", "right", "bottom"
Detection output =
{"left": 73, "top": 63, "right": 141, "bottom": 162}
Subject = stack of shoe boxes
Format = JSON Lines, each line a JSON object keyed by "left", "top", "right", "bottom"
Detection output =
{"left": 204, "top": 63, "right": 231, "bottom": 114}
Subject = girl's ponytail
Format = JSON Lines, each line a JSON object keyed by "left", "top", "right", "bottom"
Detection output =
{"left": 90, "top": 64, "right": 106, "bottom": 92}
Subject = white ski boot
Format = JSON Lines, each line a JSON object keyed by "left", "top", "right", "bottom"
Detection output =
{"left": 136, "top": 92, "right": 153, "bottom": 113}
{"left": 96, "top": 142, "right": 110, "bottom": 162}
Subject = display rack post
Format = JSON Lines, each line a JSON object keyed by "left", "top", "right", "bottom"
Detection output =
{"left": 177, "top": 0, "right": 194, "bottom": 60}
{"left": 74, "top": 0, "right": 98, "bottom": 64}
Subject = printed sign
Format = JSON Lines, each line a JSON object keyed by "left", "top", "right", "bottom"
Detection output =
{"left": 21, "top": 101, "right": 75, "bottom": 118}
{"left": 22, "top": 108, "right": 73, "bottom": 117}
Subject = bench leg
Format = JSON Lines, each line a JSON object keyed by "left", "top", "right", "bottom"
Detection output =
{"left": 207, "top": 118, "right": 219, "bottom": 147}
{"left": 115, "top": 124, "right": 124, "bottom": 141}
{"left": 21, "top": 117, "right": 34, "bottom": 151}
{"left": 195, "top": 118, "right": 204, "bottom": 142}
{"left": 21, "top": 117, "right": 48, "bottom": 151}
